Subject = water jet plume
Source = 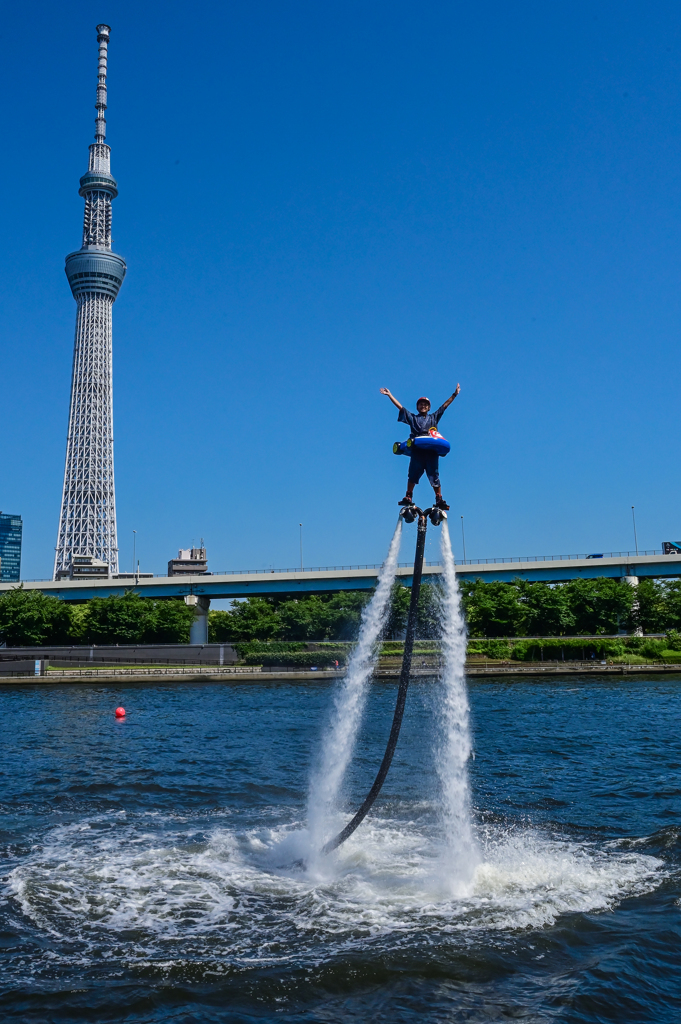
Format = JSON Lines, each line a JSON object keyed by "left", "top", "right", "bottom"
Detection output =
{"left": 306, "top": 519, "right": 403, "bottom": 864}
{"left": 437, "top": 520, "right": 478, "bottom": 893}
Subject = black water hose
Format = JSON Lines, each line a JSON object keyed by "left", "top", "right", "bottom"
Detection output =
{"left": 322, "top": 511, "right": 428, "bottom": 854}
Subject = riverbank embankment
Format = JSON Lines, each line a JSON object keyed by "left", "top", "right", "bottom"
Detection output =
{"left": 3, "top": 661, "right": 681, "bottom": 685}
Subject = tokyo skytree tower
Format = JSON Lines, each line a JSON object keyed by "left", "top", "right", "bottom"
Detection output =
{"left": 54, "top": 25, "right": 126, "bottom": 578}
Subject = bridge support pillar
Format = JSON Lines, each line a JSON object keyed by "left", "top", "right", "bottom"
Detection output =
{"left": 186, "top": 595, "right": 210, "bottom": 644}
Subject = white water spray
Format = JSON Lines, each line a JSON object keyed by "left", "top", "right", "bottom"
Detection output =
{"left": 437, "top": 520, "right": 478, "bottom": 891}
{"left": 307, "top": 520, "right": 403, "bottom": 858}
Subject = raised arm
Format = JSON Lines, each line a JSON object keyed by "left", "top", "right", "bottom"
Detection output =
{"left": 380, "top": 387, "right": 403, "bottom": 411}
{"left": 440, "top": 383, "right": 461, "bottom": 411}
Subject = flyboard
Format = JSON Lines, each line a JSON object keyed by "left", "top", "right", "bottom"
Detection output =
{"left": 322, "top": 502, "right": 446, "bottom": 854}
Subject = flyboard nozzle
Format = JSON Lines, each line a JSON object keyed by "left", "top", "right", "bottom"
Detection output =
{"left": 400, "top": 506, "right": 418, "bottom": 524}
{"left": 428, "top": 507, "right": 447, "bottom": 526}
{"left": 402, "top": 505, "right": 446, "bottom": 527}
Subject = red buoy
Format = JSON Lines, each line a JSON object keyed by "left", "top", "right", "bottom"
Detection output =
{"left": 115, "top": 706, "right": 126, "bottom": 718}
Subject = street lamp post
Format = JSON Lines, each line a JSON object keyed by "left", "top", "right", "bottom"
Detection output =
{"left": 460, "top": 516, "right": 467, "bottom": 563}
{"left": 299, "top": 524, "right": 303, "bottom": 570}
{"left": 631, "top": 506, "right": 638, "bottom": 555}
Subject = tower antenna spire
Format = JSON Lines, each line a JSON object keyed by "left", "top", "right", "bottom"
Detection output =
{"left": 54, "top": 25, "right": 126, "bottom": 579}
{"left": 94, "top": 24, "right": 110, "bottom": 143}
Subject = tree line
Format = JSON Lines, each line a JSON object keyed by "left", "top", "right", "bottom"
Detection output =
{"left": 462, "top": 577, "right": 681, "bottom": 637}
{"left": 210, "top": 577, "right": 681, "bottom": 640}
{"left": 0, "top": 589, "right": 195, "bottom": 646}
{"left": 2, "top": 577, "right": 681, "bottom": 647}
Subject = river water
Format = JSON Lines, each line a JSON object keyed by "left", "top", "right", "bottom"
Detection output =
{"left": 0, "top": 676, "right": 679, "bottom": 1022}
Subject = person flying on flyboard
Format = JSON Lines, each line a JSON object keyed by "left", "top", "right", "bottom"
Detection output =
{"left": 380, "top": 385, "right": 461, "bottom": 510}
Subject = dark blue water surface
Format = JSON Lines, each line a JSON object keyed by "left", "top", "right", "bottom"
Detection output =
{"left": 0, "top": 676, "right": 679, "bottom": 1023}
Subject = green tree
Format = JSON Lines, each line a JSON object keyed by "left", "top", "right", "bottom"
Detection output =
{"left": 209, "top": 592, "right": 373, "bottom": 644}
{"left": 81, "top": 592, "right": 153, "bottom": 644}
{"left": 68, "top": 604, "right": 88, "bottom": 641}
{"left": 516, "top": 581, "right": 575, "bottom": 636}
{"left": 0, "top": 587, "right": 73, "bottom": 646}
{"left": 77, "top": 596, "right": 193, "bottom": 646}
{"left": 564, "top": 578, "right": 635, "bottom": 634}
{"left": 277, "top": 595, "right": 334, "bottom": 640}
{"left": 385, "top": 584, "right": 410, "bottom": 639}
{"left": 461, "top": 579, "right": 525, "bottom": 637}
{"left": 209, "top": 598, "right": 281, "bottom": 643}
{"left": 663, "top": 581, "right": 681, "bottom": 630}
{"left": 275, "top": 592, "right": 373, "bottom": 641}
{"left": 665, "top": 628, "right": 681, "bottom": 651}
{"left": 143, "top": 600, "right": 195, "bottom": 643}
{"left": 635, "top": 579, "right": 671, "bottom": 633}
{"left": 635, "top": 579, "right": 681, "bottom": 634}
{"left": 318, "top": 591, "right": 371, "bottom": 640}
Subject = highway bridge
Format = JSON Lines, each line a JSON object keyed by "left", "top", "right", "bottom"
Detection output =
{"left": 3, "top": 548, "right": 681, "bottom": 644}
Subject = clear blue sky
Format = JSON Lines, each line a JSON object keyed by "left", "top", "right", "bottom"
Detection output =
{"left": 2, "top": 0, "right": 681, "bottom": 579}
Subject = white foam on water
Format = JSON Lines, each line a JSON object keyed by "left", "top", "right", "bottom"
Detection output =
{"left": 435, "top": 521, "right": 479, "bottom": 894}
{"left": 305, "top": 520, "right": 403, "bottom": 867}
{"left": 5, "top": 810, "right": 665, "bottom": 973}
{"left": 1, "top": 522, "right": 668, "bottom": 979}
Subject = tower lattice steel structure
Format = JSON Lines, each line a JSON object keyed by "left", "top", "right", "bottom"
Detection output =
{"left": 54, "top": 24, "right": 126, "bottom": 579}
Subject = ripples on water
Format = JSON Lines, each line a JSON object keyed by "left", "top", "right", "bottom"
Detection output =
{"left": 1, "top": 677, "right": 679, "bottom": 1022}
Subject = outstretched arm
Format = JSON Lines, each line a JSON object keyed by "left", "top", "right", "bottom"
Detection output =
{"left": 380, "top": 387, "right": 403, "bottom": 411}
{"left": 440, "top": 383, "right": 461, "bottom": 411}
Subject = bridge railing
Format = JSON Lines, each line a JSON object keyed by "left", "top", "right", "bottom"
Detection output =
{"left": 452, "top": 548, "right": 662, "bottom": 566}
{"left": 204, "top": 549, "right": 664, "bottom": 573}
{"left": 11, "top": 548, "right": 672, "bottom": 585}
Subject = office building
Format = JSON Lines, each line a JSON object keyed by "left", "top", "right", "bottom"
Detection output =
{"left": 0, "top": 513, "right": 22, "bottom": 582}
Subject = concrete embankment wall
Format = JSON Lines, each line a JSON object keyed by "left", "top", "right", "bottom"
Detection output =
{"left": 0, "top": 643, "right": 238, "bottom": 667}
{"left": 3, "top": 662, "right": 681, "bottom": 685}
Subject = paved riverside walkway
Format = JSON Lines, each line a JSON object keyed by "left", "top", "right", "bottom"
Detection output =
{"left": 2, "top": 662, "right": 681, "bottom": 685}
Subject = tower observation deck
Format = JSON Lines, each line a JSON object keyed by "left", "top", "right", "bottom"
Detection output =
{"left": 54, "top": 25, "right": 126, "bottom": 579}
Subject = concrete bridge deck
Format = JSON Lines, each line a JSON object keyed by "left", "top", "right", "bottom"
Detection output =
{"left": 3, "top": 549, "right": 681, "bottom": 603}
